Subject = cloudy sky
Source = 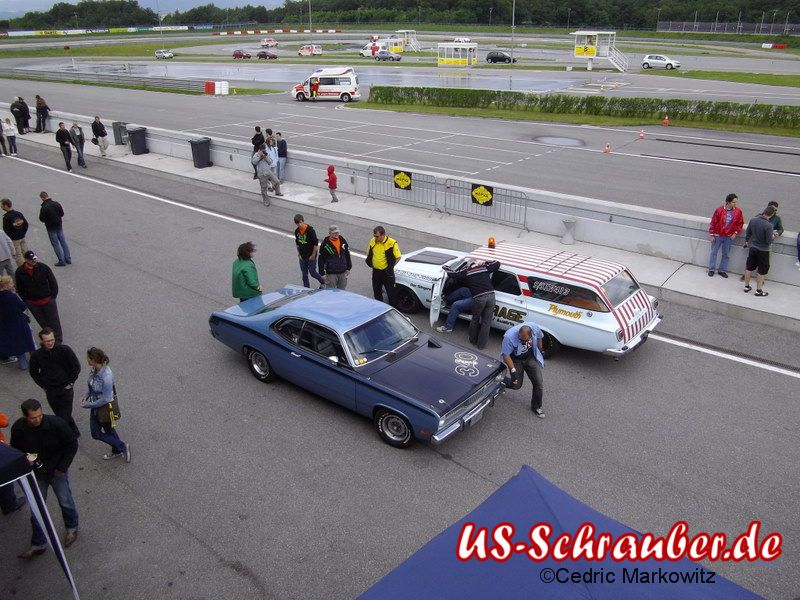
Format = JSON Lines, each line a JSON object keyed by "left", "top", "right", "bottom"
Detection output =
{"left": 1, "top": 0, "right": 283, "bottom": 19}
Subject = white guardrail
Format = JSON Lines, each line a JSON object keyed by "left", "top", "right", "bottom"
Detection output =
{"left": 4, "top": 105, "right": 798, "bottom": 286}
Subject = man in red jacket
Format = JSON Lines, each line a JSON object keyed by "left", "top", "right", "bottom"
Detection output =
{"left": 708, "top": 193, "right": 744, "bottom": 278}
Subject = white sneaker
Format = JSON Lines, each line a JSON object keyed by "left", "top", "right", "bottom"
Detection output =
{"left": 436, "top": 326, "right": 453, "bottom": 333}
{"left": 533, "top": 408, "right": 545, "bottom": 419}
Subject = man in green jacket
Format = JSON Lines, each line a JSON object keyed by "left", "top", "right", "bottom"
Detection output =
{"left": 232, "top": 241, "right": 262, "bottom": 302}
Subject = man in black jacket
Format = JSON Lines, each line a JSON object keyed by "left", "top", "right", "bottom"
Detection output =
{"left": 1, "top": 198, "right": 28, "bottom": 266}
{"left": 29, "top": 328, "right": 81, "bottom": 437}
{"left": 91, "top": 116, "right": 109, "bottom": 156}
{"left": 10, "top": 97, "right": 26, "bottom": 135}
{"left": 34, "top": 95, "right": 50, "bottom": 133}
{"left": 444, "top": 259, "right": 500, "bottom": 350}
{"left": 15, "top": 251, "right": 63, "bottom": 343}
{"left": 318, "top": 225, "right": 352, "bottom": 289}
{"left": 251, "top": 126, "right": 265, "bottom": 179}
{"left": 55, "top": 122, "right": 73, "bottom": 171}
{"left": 293, "top": 214, "right": 325, "bottom": 288}
{"left": 11, "top": 398, "right": 80, "bottom": 557}
{"left": 39, "top": 191, "right": 71, "bottom": 266}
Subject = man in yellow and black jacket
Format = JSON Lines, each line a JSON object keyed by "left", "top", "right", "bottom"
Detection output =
{"left": 366, "top": 225, "right": 401, "bottom": 306}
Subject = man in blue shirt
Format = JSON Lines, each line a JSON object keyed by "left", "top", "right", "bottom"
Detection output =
{"left": 501, "top": 322, "right": 546, "bottom": 418}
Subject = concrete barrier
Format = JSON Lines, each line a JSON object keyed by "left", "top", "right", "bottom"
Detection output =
{"left": 4, "top": 104, "right": 798, "bottom": 286}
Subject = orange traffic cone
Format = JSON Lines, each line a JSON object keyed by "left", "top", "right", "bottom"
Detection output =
{"left": 639, "top": 129, "right": 645, "bottom": 139}
{"left": 662, "top": 115, "right": 670, "bottom": 126}
{"left": 603, "top": 143, "right": 611, "bottom": 154}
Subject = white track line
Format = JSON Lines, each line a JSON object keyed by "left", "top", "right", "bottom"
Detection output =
{"left": 11, "top": 156, "right": 799, "bottom": 380}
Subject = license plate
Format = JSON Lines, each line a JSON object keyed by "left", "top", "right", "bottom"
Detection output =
{"left": 468, "top": 411, "right": 483, "bottom": 426}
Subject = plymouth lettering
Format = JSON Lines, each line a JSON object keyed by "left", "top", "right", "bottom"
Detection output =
{"left": 548, "top": 304, "right": 582, "bottom": 319}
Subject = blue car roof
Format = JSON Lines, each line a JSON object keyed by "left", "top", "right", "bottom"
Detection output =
{"left": 231, "top": 286, "right": 391, "bottom": 334}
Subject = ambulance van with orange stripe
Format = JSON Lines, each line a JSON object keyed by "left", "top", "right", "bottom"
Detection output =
{"left": 392, "top": 241, "right": 662, "bottom": 358}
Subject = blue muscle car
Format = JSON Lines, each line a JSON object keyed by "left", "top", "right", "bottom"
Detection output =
{"left": 209, "top": 285, "right": 505, "bottom": 448}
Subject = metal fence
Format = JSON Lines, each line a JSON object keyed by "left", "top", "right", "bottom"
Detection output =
{"left": 445, "top": 178, "right": 528, "bottom": 230}
{"left": 367, "top": 165, "right": 440, "bottom": 212}
{"left": 657, "top": 20, "right": 798, "bottom": 35}
{"left": 0, "top": 68, "right": 205, "bottom": 92}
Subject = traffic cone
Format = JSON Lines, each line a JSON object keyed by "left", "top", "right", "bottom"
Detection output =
{"left": 662, "top": 115, "right": 670, "bottom": 126}
{"left": 603, "top": 143, "right": 611, "bottom": 154}
{"left": 639, "top": 129, "right": 645, "bottom": 139}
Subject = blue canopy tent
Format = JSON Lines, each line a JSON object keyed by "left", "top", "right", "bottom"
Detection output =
{"left": 361, "top": 465, "right": 761, "bottom": 599}
{"left": 0, "top": 442, "right": 80, "bottom": 600}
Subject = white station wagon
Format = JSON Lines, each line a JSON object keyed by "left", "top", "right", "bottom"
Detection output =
{"left": 393, "top": 241, "right": 662, "bottom": 358}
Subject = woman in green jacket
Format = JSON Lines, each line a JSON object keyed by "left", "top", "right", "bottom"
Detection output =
{"left": 232, "top": 241, "right": 262, "bottom": 302}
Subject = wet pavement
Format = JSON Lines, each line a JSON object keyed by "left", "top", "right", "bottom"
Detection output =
{"left": 22, "top": 60, "right": 583, "bottom": 92}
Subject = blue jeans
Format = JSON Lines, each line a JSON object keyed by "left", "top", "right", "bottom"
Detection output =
{"left": 31, "top": 472, "right": 79, "bottom": 547}
{"left": 47, "top": 228, "right": 71, "bottom": 264}
{"left": 277, "top": 157, "right": 286, "bottom": 180}
{"left": 90, "top": 410, "right": 126, "bottom": 454}
{"left": 444, "top": 288, "right": 473, "bottom": 330}
{"left": 299, "top": 257, "right": 324, "bottom": 288}
{"left": 708, "top": 235, "right": 732, "bottom": 273}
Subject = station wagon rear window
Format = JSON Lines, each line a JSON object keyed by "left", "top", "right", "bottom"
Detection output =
{"left": 601, "top": 270, "right": 640, "bottom": 307}
{"left": 406, "top": 250, "right": 460, "bottom": 265}
{"left": 527, "top": 277, "right": 609, "bottom": 312}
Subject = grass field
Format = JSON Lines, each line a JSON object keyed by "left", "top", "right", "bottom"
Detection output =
{"left": 644, "top": 70, "right": 800, "bottom": 87}
{"left": 350, "top": 102, "right": 800, "bottom": 137}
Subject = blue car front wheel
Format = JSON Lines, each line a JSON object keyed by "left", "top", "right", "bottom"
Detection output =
{"left": 247, "top": 348, "right": 276, "bottom": 383}
{"left": 375, "top": 409, "right": 414, "bottom": 449}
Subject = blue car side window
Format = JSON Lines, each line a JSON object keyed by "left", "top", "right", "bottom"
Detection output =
{"left": 275, "top": 318, "right": 304, "bottom": 345}
{"left": 298, "top": 323, "right": 348, "bottom": 363}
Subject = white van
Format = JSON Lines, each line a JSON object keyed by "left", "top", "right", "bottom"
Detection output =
{"left": 360, "top": 42, "right": 385, "bottom": 57}
{"left": 290, "top": 67, "right": 360, "bottom": 102}
{"left": 298, "top": 44, "right": 323, "bottom": 56}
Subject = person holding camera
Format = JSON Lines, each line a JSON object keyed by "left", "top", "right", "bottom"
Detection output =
{"left": 501, "top": 322, "right": 546, "bottom": 419}
{"left": 10, "top": 398, "right": 80, "bottom": 558}
{"left": 80, "top": 347, "right": 130, "bottom": 462}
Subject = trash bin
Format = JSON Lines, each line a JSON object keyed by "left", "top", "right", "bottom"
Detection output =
{"left": 112, "top": 121, "right": 128, "bottom": 145}
{"left": 188, "top": 137, "right": 213, "bottom": 168}
{"left": 127, "top": 126, "right": 148, "bottom": 155}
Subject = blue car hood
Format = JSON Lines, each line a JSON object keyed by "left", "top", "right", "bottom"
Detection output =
{"left": 368, "top": 339, "right": 501, "bottom": 415}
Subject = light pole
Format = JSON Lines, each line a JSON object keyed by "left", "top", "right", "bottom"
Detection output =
{"left": 566, "top": 7, "right": 571, "bottom": 30}
{"left": 784, "top": 11, "right": 791, "bottom": 35}
{"left": 155, "top": 0, "right": 164, "bottom": 48}
{"left": 656, "top": 8, "right": 661, "bottom": 30}
{"left": 489, "top": 7, "right": 493, "bottom": 26}
{"left": 510, "top": 0, "right": 516, "bottom": 62}
{"left": 759, "top": 11, "right": 765, "bottom": 34}
{"left": 73, "top": 12, "right": 78, "bottom": 30}
{"left": 769, "top": 9, "right": 778, "bottom": 34}
{"left": 308, "top": 0, "right": 313, "bottom": 45}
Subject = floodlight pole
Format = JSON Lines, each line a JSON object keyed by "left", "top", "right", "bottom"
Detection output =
{"left": 510, "top": 0, "right": 516, "bottom": 62}
{"left": 308, "top": 0, "right": 313, "bottom": 45}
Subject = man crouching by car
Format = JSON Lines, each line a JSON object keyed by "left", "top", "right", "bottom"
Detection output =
{"left": 501, "top": 322, "right": 546, "bottom": 419}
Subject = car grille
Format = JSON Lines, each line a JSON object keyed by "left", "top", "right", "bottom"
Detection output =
{"left": 442, "top": 374, "right": 499, "bottom": 427}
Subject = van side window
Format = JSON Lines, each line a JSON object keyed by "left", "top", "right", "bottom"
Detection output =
{"left": 337, "top": 77, "right": 351, "bottom": 85}
{"left": 319, "top": 77, "right": 336, "bottom": 86}
{"left": 492, "top": 270, "right": 521, "bottom": 296}
{"left": 527, "top": 277, "right": 609, "bottom": 312}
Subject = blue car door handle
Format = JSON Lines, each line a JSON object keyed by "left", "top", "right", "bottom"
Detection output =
{"left": 291, "top": 352, "right": 302, "bottom": 357}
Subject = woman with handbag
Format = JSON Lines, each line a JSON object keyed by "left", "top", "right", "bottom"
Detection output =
{"left": 80, "top": 347, "right": 130, "bottom": 462}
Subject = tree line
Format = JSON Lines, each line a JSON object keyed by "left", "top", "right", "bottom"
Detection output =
{"left": 2, "top": 0, "right": 796, "bottom": 30}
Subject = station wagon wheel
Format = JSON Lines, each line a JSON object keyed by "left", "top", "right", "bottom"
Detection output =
{"left": 247, "top": 348, "right": 275, "bottom": 382}
{"left": 374, "top": 409, "right": 414, "bottom": 449}
{"left": 394, "top": 285, "right": 420, "bottom": 314}
{"left": 341, "top": 93, "right": 352, "bottom": 103}
{"left": 642, "top": 62, "right": 650, "bottom": 69}
{"left": 541, "top": 332, "right": 562, "bottom": 359}
{"left": 296, "top": 92, "right": 306, "bottom": 101}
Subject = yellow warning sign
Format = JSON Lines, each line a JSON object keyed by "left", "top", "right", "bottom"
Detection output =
{"left": 393, "top": 170, "right": 412, "bottom": 190}
{"left": 471, "top": 183, "right": 494, "bottom": 206}
{"left": 574, "top": 44, "right": 597, "bottom": 57}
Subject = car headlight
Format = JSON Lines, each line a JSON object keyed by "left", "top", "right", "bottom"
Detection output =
{"left": 438, "top": 417, "right": 446, "bottom": 429}
{"left": 494, "top": 372, "right": 504, "bottom": 382}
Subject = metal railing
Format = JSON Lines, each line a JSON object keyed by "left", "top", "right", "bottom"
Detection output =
{"left": 0, "top": 67, "right": 205, "bottom": 92}
{"left": 445, "top": 179, "right": 528, "bottom": 230}
{"left": 609, "top": 46, "right": 629, "bottom": 72}
{"left": 367, "top": 165, "right": 439, "bottom": 212}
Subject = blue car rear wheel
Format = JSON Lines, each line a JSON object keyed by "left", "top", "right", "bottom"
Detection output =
{"left": 247, "top": 348, "right": 275, "bottom": 382}
{"left": 375, "top": 409, "right": 414, "bottom": 449}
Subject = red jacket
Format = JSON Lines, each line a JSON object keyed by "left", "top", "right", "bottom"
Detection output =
{"left": 325, "top": 165, "right": 337, "bottom": 190}
{"left": 709, "top": 206, "right": 744, "bottom": 237}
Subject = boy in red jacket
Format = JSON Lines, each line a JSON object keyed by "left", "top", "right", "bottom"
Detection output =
{"left": 708, "top": 193, "right": 744, "bottom": 278}
{"left": 324, "top": 165, "right": 338, "bottom": 203}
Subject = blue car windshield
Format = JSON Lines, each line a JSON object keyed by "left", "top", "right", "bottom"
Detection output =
{"left": 344, "top": 309, "right": 418, "bottom": 365}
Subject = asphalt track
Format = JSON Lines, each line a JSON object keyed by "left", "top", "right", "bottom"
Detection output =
{"left": 0, "top": 151, "right": 797, "bottom": 599}
{"left": 2, "top": 78, "right": 798, "bottom": 225}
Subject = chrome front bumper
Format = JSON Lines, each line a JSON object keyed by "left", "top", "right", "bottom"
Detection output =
{"left": 431, "top": 383, "right": 504, "bottom": 444}
{"left": 604, "top": 314, "right": 663, "bottom": 357}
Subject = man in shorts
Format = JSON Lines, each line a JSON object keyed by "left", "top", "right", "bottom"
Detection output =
{"left": 743, "top": 205, "right": 776, "bottom": 298}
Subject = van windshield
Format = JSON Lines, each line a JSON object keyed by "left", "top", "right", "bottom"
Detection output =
{"left": 601, "top": 271, "right": 640, "bottom": 307}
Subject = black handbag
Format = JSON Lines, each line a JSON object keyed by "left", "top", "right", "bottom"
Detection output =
{"left": 97, "top": 384, "right": 121, "bottom": 425}
{"left": 90, "top": 137, "right": 98, "bottom": 145}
